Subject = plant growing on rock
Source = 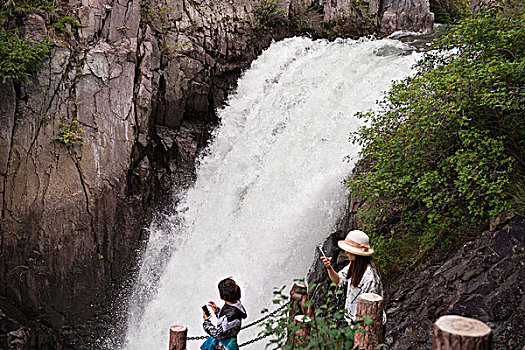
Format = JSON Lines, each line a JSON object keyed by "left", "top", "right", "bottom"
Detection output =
{"left": 252, "top": 0, "right": 287, "bottom": 36}
{"left": 53, "top": 15, "right": 85, "bottom": 34}
{"left": 0, "top": 0, "right": 81, "bottom": 82}
{"left": 430, "top": 0, "right": 470, "bottom": 23}
{"left": 0, "top": 28, "right": 49, "bottom": 82}
{"left": 260, "top": 283, "right": 376, "bottom": 349}
{"left": 51, "top": 118, "right": 83, "bottom": 149}
{"left": 345, "top": 3, "right": 525, "bottom": 275}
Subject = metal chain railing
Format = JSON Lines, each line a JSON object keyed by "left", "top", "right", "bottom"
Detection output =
{"left": 186, "top": 335, "right": 208, "bottom": 341}
{"left": 186, "top": 301, "right": 290, "bottom": 346}
{"left": 241, "top": 301, "right": 290, "bottom": 330}
{"left": 239, "top": 332, "right": 271, "bottom": 347}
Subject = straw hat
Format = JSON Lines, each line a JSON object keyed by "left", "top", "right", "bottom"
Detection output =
{"left": 338, "top": 230, "right": 374, "bottom": 256}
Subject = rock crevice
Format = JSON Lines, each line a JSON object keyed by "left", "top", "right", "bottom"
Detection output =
{"left": 0, "top": 0, "right": 435, "bottom": 348}
{"left": 308, "top": 200, "right": 524, "bottom": 349}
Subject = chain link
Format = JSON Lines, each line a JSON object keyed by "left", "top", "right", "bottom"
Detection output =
{"left": 241, "top": 301, "right": 290, "bottom": 330}
{"left": 186, "top": 301, "right": 290, "bottom": 344}
{"left": 186, "top": 335, "right": 208, "bottom": 340}
{"left": 239, "top": 332, "right": 271, "bottom": 347}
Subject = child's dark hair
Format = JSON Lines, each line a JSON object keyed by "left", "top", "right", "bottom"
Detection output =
{"left": 218, "top": 278, "right": 241, "bottom": 302}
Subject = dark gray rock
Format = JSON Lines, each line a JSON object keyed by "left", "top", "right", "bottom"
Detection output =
{"left": 308, "top": 198, "right": 524, "bottom": 350}
{"left": 307, "top": 196, "right": 357, "bottom": 309}
{"left": 385, "top": 215, "right": 525, "bottom": 349}
{"left": 21, "top": 14, "right": 48, "bottom": 43}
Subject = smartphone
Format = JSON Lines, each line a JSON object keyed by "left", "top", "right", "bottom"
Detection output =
{"left": 318, "top": 245, "right": 328, "bottom": 259}
{"left": 202, "top": 305, "right": 211, "bottom": 317}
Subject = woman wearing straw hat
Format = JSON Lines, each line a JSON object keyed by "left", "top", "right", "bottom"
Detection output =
{"left": 320, "top": 230, "right": 386, "bottom": 325}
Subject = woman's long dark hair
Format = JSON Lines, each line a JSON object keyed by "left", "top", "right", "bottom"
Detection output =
{"left": 348, "top": 255, "right": 372, "bottom": 287}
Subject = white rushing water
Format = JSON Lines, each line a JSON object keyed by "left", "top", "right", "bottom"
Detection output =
{"left": 121, "top": 36, "right": 420, "bottom": 350}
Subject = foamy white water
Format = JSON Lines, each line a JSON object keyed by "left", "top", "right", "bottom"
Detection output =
{"left": 121, "top": 36, "right": 420, "bottom": 350}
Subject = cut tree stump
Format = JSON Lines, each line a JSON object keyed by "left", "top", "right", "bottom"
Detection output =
{"left": 288, "top": 283, "right": 312, "bottom": 345}
{"left": 294, "top": 315, "right": 312, "bottom": 337}
{"left": 291, "top": 315, "right": 312, "bottom": 346}
{"left": 169, "top": 325, "right": 187, "bottom": 350}
{"left": 354, "top": 293, "right": 384, "bottom": 350}
{"left": 290, "top": 282, "right": 312, "bottom": 317}
{"left": 433, "top": 315, "right": 493, "bottom": 350}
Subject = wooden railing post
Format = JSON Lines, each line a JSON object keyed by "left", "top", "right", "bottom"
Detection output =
{"left": 169, "top": 325, "right": 187, "bottom": 350}
{"left": 290, "top": 282, "right": 313, "bottom": 318}
{"left": 288, "top": 283, "right": 313, "bottom": 345}
{"left": 293, "top": 314, "right": 312, "bottom": 345}
{"left": 433, "top": 315, "right": 493, "bottom": 350}
{"left": 354, "top": 293, "right": 384, "bottom": 350}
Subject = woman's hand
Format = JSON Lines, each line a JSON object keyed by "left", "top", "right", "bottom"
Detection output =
{"left": 208, "top": 300, "right": 219, "bottom": 314}
{"left": 202, "top": 310, "right": 210, "bottom": 320}
{"left": 321, "top": 256, "right": 340, "bottom": 284}
{"left": 320, "top": 256, "right": 333, "bottom": 268}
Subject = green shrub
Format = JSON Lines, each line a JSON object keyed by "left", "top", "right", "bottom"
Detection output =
{"left": 252, "top": 0, "right": 287, "bottom": 35}
{"left": 53, "top": 15, "right": 85, "bottom": 34}
{"left": 430, "top": 1, "right": 452, "bottom": 23}
{"left": 0, "top": 0, "right": 76, "bottom": 83}
{"left": 260, "top": 283, "right": 377, "bottom": 350}
{"left": 429, "top": 0, "right": 470, "bottom": 23}
{"left": 0, "top": 28, "right": 50, "bottom": 82}
{"left": 345, "top": 5, "right": 525, "bottom": 274}
{"left": 51, "top": 118, "right": 83, "bottom": 148}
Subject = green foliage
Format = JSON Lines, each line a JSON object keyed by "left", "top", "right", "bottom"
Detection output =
{"left": 1, "top": 0, "right": 68, "bottom": 27}
{"left": 53, "top": 15, "right": 85, "bottom": 34}
{"left": 345, "top": 5, "right": 525, "bottom": 274}
{"left": 51, "top": 118, "right": 83, "bottom": 148}
{"left": 0, "top": 28, "right": 49, "bottom": 82}
{"left": 252, "top": 0, "right": 287, "bottom": 35}
{"left": 0, "top": 0, "right": 76, "bottom": 83}
{"left": 9, "top": 0, "right": 58, "bottom": 13}
{"left": 429, "top": 0, "right": 469, "bottom": 23}
{"left": 430, "top": 1, "right": 452, "bottom": 23}
{"left": 139, "top": 1, "right": 179, "bottom": 33}
{"left": 509, "top": 177, "right": 525, "bottom": 216}
{"left": 261, "top": 283, "right": 379, "bottom": 349}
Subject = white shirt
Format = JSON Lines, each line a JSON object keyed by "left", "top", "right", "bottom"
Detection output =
{"left": 338, "top": 262, "right": 387, "bottom": 324}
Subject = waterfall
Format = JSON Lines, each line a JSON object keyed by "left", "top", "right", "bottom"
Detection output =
{"left": 121, "top": 36, "right": 420, "bottom": 350}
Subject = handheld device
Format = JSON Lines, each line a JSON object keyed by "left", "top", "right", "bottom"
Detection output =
{"left": 202, "top": 305, "right": 211, "bottom": 318}
{"left": 318, "top": 245, "right": 328, "bottom": 259}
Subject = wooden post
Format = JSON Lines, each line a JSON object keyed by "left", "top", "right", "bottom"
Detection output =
{"left": 290, "top": 282, "right": 313, "bottom": 318}
{"left": 433, "top": 315, "right": 493, "bottom": 350}
{"left": 294, "top": 315, "right": 312, "bottom": 338}
{"left": 288, "top": 283, "right": 313, "bottom": 345}
{"left": 354, "top": 293, "right": 384, "bottom": 350}
{"left": 169, "top": 325, "right": 187, "bottom": 350}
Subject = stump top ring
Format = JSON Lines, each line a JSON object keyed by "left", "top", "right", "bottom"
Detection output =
{"left": 294, "top": 315, "right": 312, "bottom": 323}
{"left": 358, "top": 293, "right": 383, "bottom": 302}
{"left": 170, "top": 325, "right": 188, "bottom": 332}
{"left": 435, "top": 315, "right": 491, "bottom": 337}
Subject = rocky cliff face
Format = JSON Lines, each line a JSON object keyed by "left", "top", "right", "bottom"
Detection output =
{"left": 307, "top": 203, "right": 525, "bottom": 349}
{"left": 0, "top": 0, "right": 433, "bottom": 348}
{"left": 385, "top": 214, "right": 525, "bottom": 349}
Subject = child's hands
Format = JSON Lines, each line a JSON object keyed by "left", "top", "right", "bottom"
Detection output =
{"left": 208, "top": 301, "right": 219, "bottom": 313}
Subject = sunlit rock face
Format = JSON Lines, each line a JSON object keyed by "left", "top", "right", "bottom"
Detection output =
{"left": 0, "top": 0, "right": 433, "bottom": 348}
